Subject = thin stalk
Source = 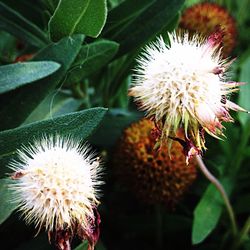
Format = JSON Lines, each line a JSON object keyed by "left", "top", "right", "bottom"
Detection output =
{"left": 231, "top": 216, "right": 250, "bottom": 250}
{"left": 82, "top": 81, "right": 91, "bottom": 108}
{"left": 196, "top": 155, "right": 238, "bottom": 236}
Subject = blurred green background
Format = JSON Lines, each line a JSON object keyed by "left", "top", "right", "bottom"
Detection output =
{"left": 0, "top": 0, "right": 250, "bottom": 249}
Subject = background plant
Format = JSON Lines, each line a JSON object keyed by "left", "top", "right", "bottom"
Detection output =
{"left": 0, "top": 0, "right": 250, "bottom": 249}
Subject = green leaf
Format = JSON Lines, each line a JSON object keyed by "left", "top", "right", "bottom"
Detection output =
{"left": 0, "top": 34, "right": 84, "bottom": 130}
{"left": 42, "top": 0, "right": 59, "bottom": 14}
{"left": 0, "top": 61, "right": 60, "bottom": 94}
{"left": 192, "top": 178, "right": 233, "bottom": 244}
{"left": 238, "top": 56, "right": 250, "bottom": 126}
{"left": 74, "top": 240, "right": 106, "bottom": 250}
{"left": 243, "top": 241, "right": 250, "bottom": 250}
{"left": 95, "top": 241, "right": 107, "bottom": 250}
{"left": 23, "top": 91, "right": 82, "bottom": 124}
{"left": 103, "top": 0, "right": 153, "bottom": 36}
{"left": 0, "top": 107, "right": 107, "bottom": 178}
{"left": 0, "top": 0, "right": 45, "bottom": 28}
{"left": 89, "top": 109, "right": 142, "bottom": 147}
{"left": 0, "top": 178, "right": 17, "bottom": 224}
{"left": 49, "top": 0, "right": 107, "bottom": 41}
{"left": 103, "top": 0, "right": 184, "bottom": 57}
{"left": 67, "top": 39, "right": 119, "bottom": 83}
{"left": 0, "top": 2, "right": 48, "bottom": 47}
{"left": 184, "top": 0, "right": 200, "bottom": 7}
{"left": 74, "top": 241, "right": 88, "bottom": 250}
{"left": 0, "top": 30, "right": 16, "bottom": 58}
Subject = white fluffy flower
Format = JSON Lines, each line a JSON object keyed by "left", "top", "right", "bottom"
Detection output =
{"left": 8, "top": 135, "right": 102, "bottom": 249}
{"left": 129, "top": 31, "right": 247, "bottom": 155}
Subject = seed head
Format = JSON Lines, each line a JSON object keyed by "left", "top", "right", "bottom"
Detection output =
{"left": 129, "top": 31, "right": 247, "bottom": 160}
{"left": 114, "top": 119, "right": 197, "bottom": 208}
{"left": 8, "top": 135, "right": 103, "bottom": 250}
{"left": 179, "top": 2, "right": 237, "bottom": 57}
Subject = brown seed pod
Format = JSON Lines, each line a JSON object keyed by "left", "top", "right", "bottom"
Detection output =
{"left": 179, "top": 2, "right": 237, "bottom": 57}
{"left": 114, "top": 119, "right": 197, "bottom": 208}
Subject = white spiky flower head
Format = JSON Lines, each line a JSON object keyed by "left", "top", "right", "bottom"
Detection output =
{"left": 129, "top": 30, "right": 248, "bottom": 161}
{"left": 8, "top": 135, "right": 103, "bottom": 250}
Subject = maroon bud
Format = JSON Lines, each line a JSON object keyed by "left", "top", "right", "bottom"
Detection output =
{"left": 207, "top": 29, "right": 224, "bottom": 48}
{"left": 49, "top": 228, "right": 73, "bottom": 250}
{"left": 11, "top": 171, "right": 26, "bottom": 180}
{"left": 77, "top": 207, "right": 101, "bottom": 250}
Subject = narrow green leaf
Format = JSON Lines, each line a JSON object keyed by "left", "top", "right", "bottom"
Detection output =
{"left": 0, "top": 2, "right": 48, "bottom": 47}
{"left": 49, "top": 0, "right": 107, "bottom": 41}
{"left": 0, "top": 61, "right": 60, "bottom": 94}
{"left": 0, "top": 34, "right": 84, "bottom": 130}
{"left": 1, "top": 0, "right": 45, "bottom": 28}
{"left": 103, "top": 0, "right": 184, "bottom": 57}
{"left": 0, "top": 107, "right": 107, "bottom": 178}
{"left": 192, "top": 178, "right": 233, "bottom": 244}
{"left": 103, "top": 0, "right": 153, "bottom": 36}
{"left": 238, "top": 56, "right": 250, "bottom": 126}
{"left": 67, "top": 39, "right": 119, "bottom": 82}
{"left": 0, "top": 178, "right": 17, "bottom": 224}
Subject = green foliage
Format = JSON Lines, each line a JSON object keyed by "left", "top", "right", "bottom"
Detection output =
{"left": 103, "top": 0, "right": 185, "bottom": 57}
{"left": 0, "top": 107, "right": 107, "bottom": 176}
{"left": 0, "top": 34, "right": 84, "bottom": 130}
{"left": 67, "top": 39, "right": 119, "bottom": 83}
{"left": 23, "top": 91, "right": 82, "bottom": 124}
{"left": 192, "top": 178, "right": 233, "bottom": 244}
{"left": 0, "top": 2, "right": 48, "bottom": 47}
{"left": 74, "top": 241, "right": 106, "bottom": 250}
{"left": 74, "top": 242, "right": 88, "bottom": 250}
{"left": 0, "top": 179, "right": 17, "bottom": 224}
{"left": 238, "top": 55, "right": 250, "bottom": 126}
{"left": 0, "top": 61, "right": 60, "bottom": 94}
{"left": 49, "top": 0, "right": 107, "bottom": 41}
{"left": 0, "top": 0, "right": 250, "bottom": 249}
{"left": 0, "top": 31, "right": 16, "bottom": 60}
{"left": 89, "top": 109, "right": 142, "bottom": 147}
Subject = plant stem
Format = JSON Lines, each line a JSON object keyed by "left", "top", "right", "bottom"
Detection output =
{"left": 240, "top": 216, "right": 250, "bottom": 240}
{"left": 196, "top": 155, "right": 238, "bottom": 236}
{"left": 231, "top": 216, "right": 250, "bottom": 250}
{"left": 82, "top": 81, "right": 91, "bottom": 109}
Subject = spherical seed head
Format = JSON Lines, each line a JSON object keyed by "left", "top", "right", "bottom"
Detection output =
{"left": 179, "top": 2, "right": 237, "bottom": 57}
{"left": 8, "top": 136, "right": 102, "bottom": 236}
{"left": 129, "top": 31, "right": 247, "bottom": 155}
{"left": 114, "top": 119, "right": 197, "bottom": 208}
